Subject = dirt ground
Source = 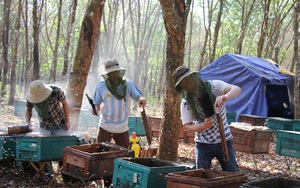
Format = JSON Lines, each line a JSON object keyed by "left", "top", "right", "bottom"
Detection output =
{"left": 0, "top": 103, "right": 299, "bottom": 188}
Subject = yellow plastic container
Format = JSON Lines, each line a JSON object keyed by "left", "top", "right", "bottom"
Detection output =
{"left": 129, "top": 132, "right": 141, "bottom": 157}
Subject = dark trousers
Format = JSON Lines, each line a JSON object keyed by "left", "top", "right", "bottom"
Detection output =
{"left": 195, "top": 140, "right": 239, "bottom": 172}
{"left": 97, "top": 127, "right": 129, "bottom": 148}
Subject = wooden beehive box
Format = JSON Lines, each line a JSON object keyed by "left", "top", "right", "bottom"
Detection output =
{"left": 166, "top": 169, "right": 245, "bottom": 188}
{"left": 62, "top": 142, "right": 134, "bottom": 181}
{"left": 292, "top": 119, "right": 300, "bottom": 132}
{"left": 230, "top": 122, "right": 273, "bottom": 154}
{"left": 240, "top": 114, "right": 266, "bottom": 126}
{"left": 0, "top": 136, "right": 20, "bottom": 160}
{"left": 149, "top": 116, "right": 162, "bottom": 137}
{"left": 16, "top": 135, "right": 79, "bottom": 162}
{"left": 276, "top": 130, "right": 300, "bottom": 158}
{"left": 183, "top": 131, "right": 194, "bottom": 143}
{"left": 112, "top": 157, "right": 187, "bottom": 188}
{"left": 128, "top": 116, "right": 146, "bottom": 136}
{"left": 267, "top": 117, "right": 293, "bottom": 132}
{"left": 148, "top": 116, "right": 184, "bottom": 139}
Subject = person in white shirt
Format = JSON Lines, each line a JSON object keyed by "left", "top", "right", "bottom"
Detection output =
{"left": 172, "top": 65, "right": 241, "bottom": 172}
{"left": 92, "top": 59, "right": 147, "bottom": 148}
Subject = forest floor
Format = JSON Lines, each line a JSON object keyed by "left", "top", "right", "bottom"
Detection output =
{"left": 0, "top": 103, "right": 299, "bottom": 187}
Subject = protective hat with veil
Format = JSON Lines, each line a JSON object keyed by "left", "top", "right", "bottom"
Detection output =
{"left": 101, "top": 59, "right": 127, "bottom": 100}
{"left": 101, "top": 59, "right": 126, "bottom": 79}
{"left": 172, "top": 65, "right": 216, "bottom": 121}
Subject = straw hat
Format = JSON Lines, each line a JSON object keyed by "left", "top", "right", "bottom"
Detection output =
{"left": 27, "top": 80, "right": 52, "bottom": 104}
{"left": 101, "top": 59, "right": 125, "bottom": 78}
{"left": 172, "top": 65, "right": 198, "bottom": 89}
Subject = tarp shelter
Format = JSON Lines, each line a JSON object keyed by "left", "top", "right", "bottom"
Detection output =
{"left": 200, "top": 53, "right": 294, "bottom": 121}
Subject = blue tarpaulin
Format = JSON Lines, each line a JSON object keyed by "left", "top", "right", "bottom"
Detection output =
{"left": 200, "top": 53, "right": 294, "bottom": 121}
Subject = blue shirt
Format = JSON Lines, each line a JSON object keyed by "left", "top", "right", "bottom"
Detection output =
{"left": 93, "top": 79, "right": 143, "bottom": 133}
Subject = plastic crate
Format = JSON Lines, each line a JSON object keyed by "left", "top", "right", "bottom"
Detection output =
{"left": 292, "top": 119, "right": 300, "bottom": 132}
{"left": 227, "top": 112, "right": 237, "bottom": 124}
{"left": 240, "top": 176, "right": 300, "bottom": 188}
{"left": 112, "top": 157, "right": 187, "bottom": 188}
{"left": 166, "top": 169, "right": 245, "bottom": 188}
{"left": 240, "top": 114, "right": 266, "bottom": 126}
{"left": 62, "top": 142, "right": 134, "bottom": 181}
{"left": 276, "top": 130, "right": 300, "bottom": 158}
{"left": 267, "top": 117, "right": 293, "bottom": 131}
{"left": 128, "top": 116, "right": 146, "bottom": 136}
{"left": 16, "top": 135, "right": 79, "bottom": 162}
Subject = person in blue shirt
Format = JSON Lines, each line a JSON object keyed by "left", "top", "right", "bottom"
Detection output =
{"left": 92, "top": 59, "right": 147, "bottom": 148}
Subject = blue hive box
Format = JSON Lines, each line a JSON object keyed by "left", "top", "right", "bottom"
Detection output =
{"left": 112, "top": 157, "right": 187, "bottom": 188}
{"left": 276, "top": 130, "right": 300, "bottom": 158}
{"left": 16, "top": 135, "right": 79, "bottom": 162}
{"left": 128, "top": 116, "right": 146, "bottom": 136}
{"left": 0, "top": 136, "right": 19, "bottom": 160}
{"left": 226, "top": 112, "right": 237, "bottom": 124}
{"left": 78, "top": 108, "right": 99, "bottom": 127}
{"left": 267, "top": 117, "right": 293, "bottom": 132}
{"left": 292, "top": 119, "right": 300, "bottom": 132}
{"left": 14, "top": 100, "right": 38, "bottom": 117}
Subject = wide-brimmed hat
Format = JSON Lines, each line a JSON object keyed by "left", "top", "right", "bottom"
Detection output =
{"left": 27, "top": 80, "right": 52, "bottom": 104}
{"left": 101, "top": 59, "right": 125, "bottom": 78}
{"left": 172, "top": 66, "right": 198, "bottom": 89}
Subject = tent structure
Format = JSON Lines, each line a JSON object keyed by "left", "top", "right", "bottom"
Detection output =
{"left": 199, "top": 53, "right": 295, "bottom": 121}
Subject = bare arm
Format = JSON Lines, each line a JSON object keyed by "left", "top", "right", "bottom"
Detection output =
{"left": 61, "top": 99, "right": 70, "bottom": 130}
{"left": 183, "top": 117, "right": 213, "bottom": 133}
{"left": 215, "top": 84, "right": 241, "bottom": 108}
{"left": 25, "top": 107, "right": 33, "bottom": 124}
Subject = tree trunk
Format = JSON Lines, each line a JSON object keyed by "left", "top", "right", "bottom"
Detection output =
{"left": 23, "top": 0, "right": 32, "bottom": 97}
{"left": 66, "top": 0, "right": 104, "bottom": 131}
{"left": 62, "top": 0, "right": 78, "bottom": 81}
{"left": 210, "top": 0, "right": 223, "bottom": 63}
{"left": 32, "top": 0, "right": 44, "bottom": 80}
{"left": 257, "top": 0, "right": 270, "bottom": 57}
{"left": 293, "top": 0, "right": 299, "bottom": 119}
{"left": 50, "top": 0, "right": 63, "bottom": 82}
{"left": 9, "top": 0, "right": 22, "bottom": 105}
{"left": 199, "top": 0, "right": 211, "bottom": 69}
{"left": 235, "top": 0, "right": 257, "bottom": 55}
{"left": 158, "top": 0, "right": 190, "bottom": 162}
{"left": 1, "top": 0, "right": 11, "bottom": 98}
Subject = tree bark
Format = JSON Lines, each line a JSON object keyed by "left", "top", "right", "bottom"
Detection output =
{"left": 210, "top": 0, "right": 223, "bottom": 63}
{"left": 234, "top": 0, "right": 257, "bottom": 55}
{"left": 257, "top": 0, "right": 270, "bottom": 57}
{"left": 199, "top": 0, "right": 211, "bottom": 69}
{"left": 32, "top": 0, "right": 44, "bottom": 80}
{"left": 293, "top": 0, "right": 300, "bottom": 119}
{"left": 62, "top": 0, "right": 78, "bottom": 81}
{"left": 9, "top": 0, "right": 22, "bottom": 105}
{"left": 23, "top": 0, "right": 32, "bottom": 97}
{"left": 50, "top": 0, "right": 63, "bottom": 82}
{"left": 158, "top": 0, "right": 190, "bottom": 162}
{"left": 66, "top": 0, "right": 104, "bottom": 131}
{"left": 1, "top": 0, "right": 11, "bottom": 98}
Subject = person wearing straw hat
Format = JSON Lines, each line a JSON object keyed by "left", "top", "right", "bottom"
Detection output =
{"left": 172, "top": 65, "right": 241, "bottom": 172}
{"left": 92, "top": 59, "right": 147, "bottom": 148}
{"left": 25, "top": 80, "right": 71, "bottom": 135}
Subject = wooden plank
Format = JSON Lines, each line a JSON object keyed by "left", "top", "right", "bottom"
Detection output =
{"left": 141, "top": 107, "right": 152, "bottom": 146}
